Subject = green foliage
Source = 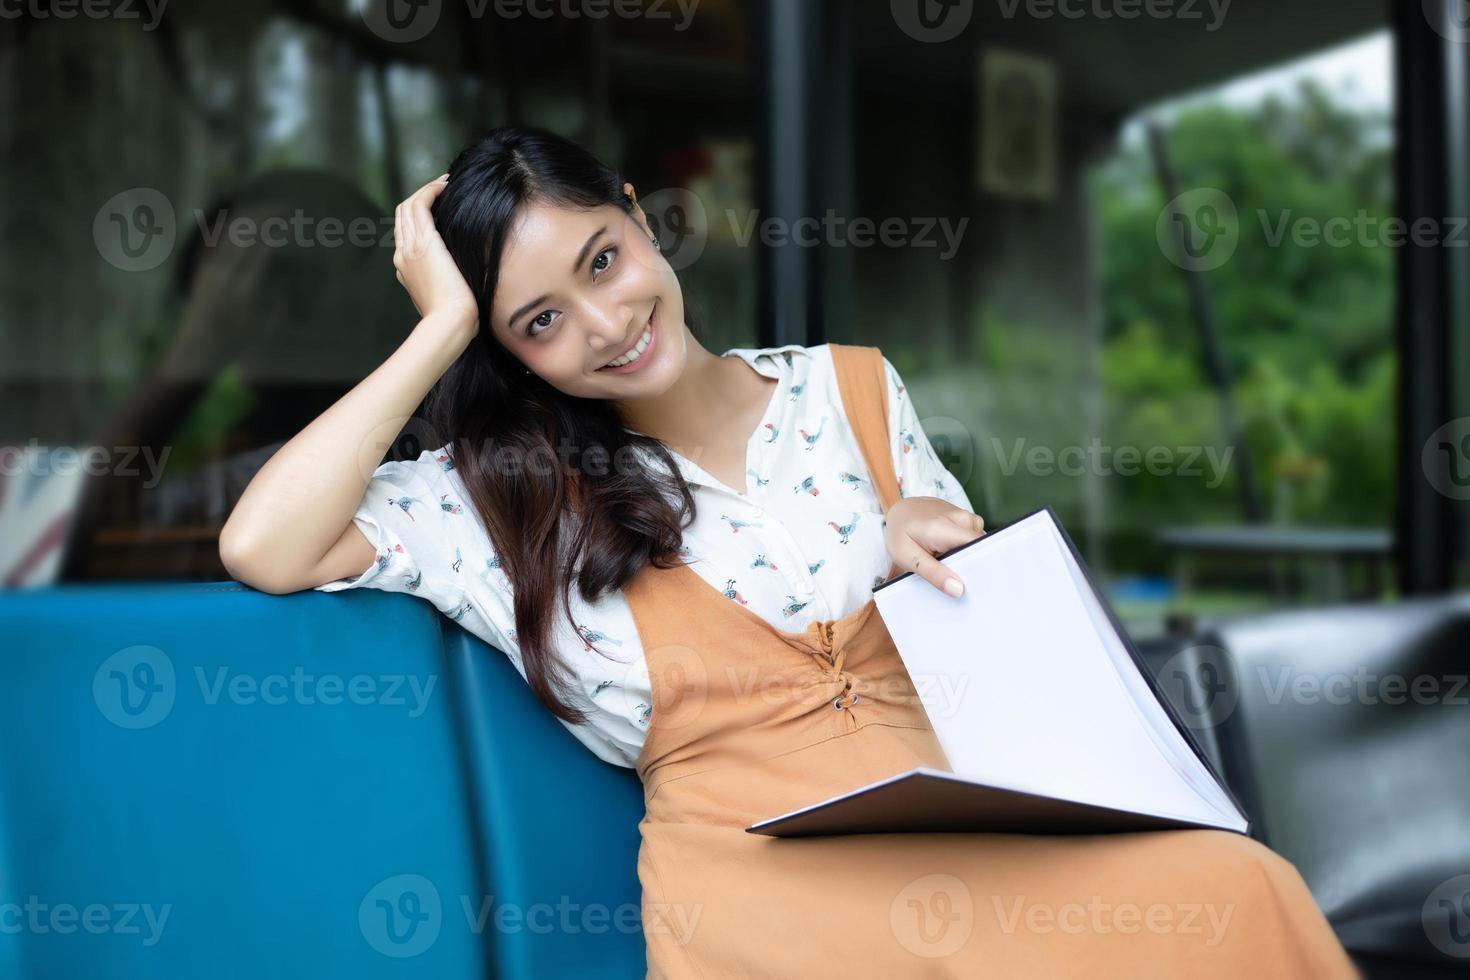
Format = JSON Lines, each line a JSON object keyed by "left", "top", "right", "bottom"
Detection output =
{"left": 1090, "top": 79, "right": 1395, "bottom": 557}
{"left": 168, "top": 365, "right": 257, "bottom": 473}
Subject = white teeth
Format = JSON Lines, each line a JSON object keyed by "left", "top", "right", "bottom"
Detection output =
{"left": 604, "top": 323, "right": 653, "bottom": 368}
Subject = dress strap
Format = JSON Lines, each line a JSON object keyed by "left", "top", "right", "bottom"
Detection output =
{"left": 829, "top": 343, "right": 902, "bottom": 514}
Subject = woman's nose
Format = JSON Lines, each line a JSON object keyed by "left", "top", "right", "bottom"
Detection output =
{"left": 585, "top": 307, "right": 637, "bottom": 352}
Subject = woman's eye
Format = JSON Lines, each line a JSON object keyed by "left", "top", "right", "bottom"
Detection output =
{"left": 592, "top": 245, "right": 616, "bottom": 275}
{"left": 527, "top": 247, "right": 616, "bottom": 336}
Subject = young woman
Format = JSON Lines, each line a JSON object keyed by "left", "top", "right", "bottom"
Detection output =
{"left": 220, "top": 126, "right": 1356, "bottom": 978}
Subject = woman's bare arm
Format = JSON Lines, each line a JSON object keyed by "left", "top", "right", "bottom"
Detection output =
{"left": 218, "top": 314, "right": 473, "bottom": 593}
{"left": 219, "top": 173, "right": 481, "bottom": 594}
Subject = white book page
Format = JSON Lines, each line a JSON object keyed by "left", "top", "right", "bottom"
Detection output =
{"left": 1051, "top": 523, "right": 1241, "bottom": 823}
{"left": 873, "top": 512, "right": 1235, "bottom": 829}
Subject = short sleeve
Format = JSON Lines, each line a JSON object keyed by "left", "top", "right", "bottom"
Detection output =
{"left": 316, "top": 446, "right": 651, "bottom": 770}
{"left": 882, "top": 355, "right": 975, "bottom": 513}
{"left": 314, "top": 448, "right": 470, "bottom": 619}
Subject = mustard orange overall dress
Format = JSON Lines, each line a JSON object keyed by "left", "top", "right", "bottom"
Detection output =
{"left": 622, "top": 344, "right": 1357, "bottom": 979}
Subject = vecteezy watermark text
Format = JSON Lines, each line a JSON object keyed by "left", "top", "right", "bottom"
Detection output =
{"left": 994, "top": 0, "right": 1230, "bottom": 31}
{"left": 93, "top": 646, "right": 440, "bottom": 729}
{"left": 96, "top": 188, "right": 970, "bottom": 272}
{"left": 1, "top": 441, "right": 170, "bottom": 488}
{"left": 194, "top": 666, "right": 438, "bottom": 717}
{"left": 992, "top": 895, "right": 1235, "bottom": 945}
{"left": 990, "top": 437, "right": 1235, "bottom": 488}
{"left": 0, "top": 896, "right": 171, "bottom": 947}
{"left": 1259, "top": 210, "right": 1470, "bottom": 249}
{"left": 726, "top": 210, "right": 969, "bottom": 260}
{"left": 1256, "top": 665, "right": 1469, "bottom": 707}
{"left": 0, "top": 0, "right": 168, "bottom": 30}
{"left": 358, "top": 0, "right": 700, "bottom": 45}
{"left": 358, "top": 874, "right": 701, "bottom": 958}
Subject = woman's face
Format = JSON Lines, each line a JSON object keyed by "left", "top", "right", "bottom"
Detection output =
{"left": 488, "top": 192, "right": 688, "bottom": 400}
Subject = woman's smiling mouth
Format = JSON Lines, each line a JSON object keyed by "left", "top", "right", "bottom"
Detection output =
{"left": 596, "top": 304, "right": 659, "bottom": 373}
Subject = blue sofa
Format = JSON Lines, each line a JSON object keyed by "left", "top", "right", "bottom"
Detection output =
{"left": 4, "top": 581, "right": 1467, "bottom": 978}
{"left": 0, "top": 582, "right": 646, "bottom": 980}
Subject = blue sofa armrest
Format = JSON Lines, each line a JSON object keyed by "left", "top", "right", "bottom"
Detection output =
{"left": 441, "top": 617, "right": 646, "bottom": 978}
{"left": 0, "top": 582, "right": 646, "bottom": 980}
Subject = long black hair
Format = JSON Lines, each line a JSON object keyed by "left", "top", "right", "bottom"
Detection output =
{"left": 427, "top": 125, "right": 698, "bottom": 724}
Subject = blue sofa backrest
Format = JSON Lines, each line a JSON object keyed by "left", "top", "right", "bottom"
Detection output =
{"left": 0, "top": 582, "right": 646, "bottom": 979}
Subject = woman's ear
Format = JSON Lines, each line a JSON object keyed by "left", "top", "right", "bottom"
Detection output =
{"left": 623, "top": 181, "right": 654, "bottom": 239}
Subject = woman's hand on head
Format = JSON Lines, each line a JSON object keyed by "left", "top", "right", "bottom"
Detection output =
{"left": 882, "top": 496, "right": 986, "bottom": 598}
{"left": 393, "top": 174, "right": 479, "bottom": 335}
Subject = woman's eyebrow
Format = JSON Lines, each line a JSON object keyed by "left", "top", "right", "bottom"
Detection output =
{"left": 507, "top": 225, "right": 608, "bottom": 329}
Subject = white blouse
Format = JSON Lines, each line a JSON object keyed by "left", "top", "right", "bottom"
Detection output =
{"left": 316, "top": 343, "right": 974, "bottom": 767}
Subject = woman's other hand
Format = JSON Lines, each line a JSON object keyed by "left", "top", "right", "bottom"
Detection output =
{"left": 883, "top": 497, "right": 986, "bottom": 598}
{"left": 393, "top": 174, "right": 478, "bottom": 334}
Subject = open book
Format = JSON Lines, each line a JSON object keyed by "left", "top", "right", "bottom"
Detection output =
{"left": 746, "top": 507, "right": 1249, "bottom": 838}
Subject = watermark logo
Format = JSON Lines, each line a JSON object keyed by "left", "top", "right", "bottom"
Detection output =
{"left": 1256, "top": 665, "right": 1468, "bottom": 707}
{"left": 1155, "top": 644, "right": 1238, "bottom": 730}
{"left": 0, "top": 0, "right": 169, "bottom": 29}
{"left": 1423, "top": 417, "right": 1470, "bottom": 501}
{"left": 1152, "top": 646, "right": 1234, "bottom": 731}
{"left": 96, "top": 192, "right": 403, "bottom": 273}
{"left": 1424, "top": 874, "right": 1470, "bottom": 958}
{"left": 726, "top": 210, "right": 968, "bottom": 260}
{"left": 1156, "top": 187, "right": 1238, "bottom": 272}
{"left": 994, "top": 0, "right": 1231, "bottom": 31}
{"left": 1258, "top": 210, "right": 1469, "bottom": 250}
{"left": 357, "top": 887, "right": 698, "bottom": 945}
{"left": 0, "top": 441, "right": 171, "bottom": 488}
{"left": 1164, "top": 200, "right": 1470, "bottom": 263}
{"left": 193, "top": 666, "right": 437, "bottom": 716}
{"left": 918, "top": 416, "right": 977, "bottom": 485}
{"left": 360, "top": 874, "right": 442, "bottom": 957}
{"left": 94, "top": 188, "right": 176, "bottom": 272}
{"left": 0, "top": 896, "right": 172, "bottom": 946}
{"left": 633, "top": 187, "right": 709, "bottom": 271}
{"left": 890, "top": 873, "right": 973, "bottom": 957}
{"left": 359, "top": 0, "right": 442, "bottom": 42}
{"left": 93, "top": 645, "right": 176, "bottom": 730}
{"left": 94, "top": 648, "right": 437, "bottom": 728}
{"left": 460, "top": 894, "right": 689, "bottom": 939}
{"left": 625, "top": 643, "right": 708, "bottom": 735}
{"left": 492, "top": 0, "right": 700, "bottom": 28}
{"left": 992, "top": 895, "right": 1234, "bottom": 944}
{"left": 354, "top": 415, "right": 447, "bottom": 482}
{"left": 1160, "top": 658, "right": 1469, "bottom": 720}
{"left": 891, "top": 0, "right": 974, "bottom": 42}
{"left": 360, "top": 0, "right": 699, "bottom": 43}
{"left": 96, "top": 186, "right": 966, "bottom": 276}
{"left": 989, "top": 437, "right": 1234, "bottom": 487}
{"left": 1424, "top": 0, "right": 1470, "bottom": 44}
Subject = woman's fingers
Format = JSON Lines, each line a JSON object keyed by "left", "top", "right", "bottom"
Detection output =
{"left": 386, "top": 172, "right": 479, "bottom": 331}
{"left": 394, "top": 177, "right": 440, "bottom": 258}
{"left": 399, "top": 175, "right": 451, "bottom": 262}
{"left": 948, "top": 509, "right": 985, "bottom": 535}
{"left": 912, "top": 511, "right": 986, "bottom": 555}
{"left": 408, "top": 180, "right": 441, "bottom": 231}
{"left": 407, "top": 175, "right": 448, "bottom": 226}
{"left": 892, "top": 509, "right": 987, "bottom": 598}
{"left": 890, "top": 535, "right": 966, "bottom": 597}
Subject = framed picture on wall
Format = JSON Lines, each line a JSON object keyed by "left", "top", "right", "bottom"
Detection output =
{"left": 980, "top": 48, "right": 1058, "bottom": 201}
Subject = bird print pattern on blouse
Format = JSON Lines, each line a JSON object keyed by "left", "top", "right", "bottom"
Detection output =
{"left": 314, "top": 343, "right": 975, "bottom": 768}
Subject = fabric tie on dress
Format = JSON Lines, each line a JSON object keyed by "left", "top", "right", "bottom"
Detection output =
{"left": 805, "top": 617, "right": 861, "bottom": 710}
